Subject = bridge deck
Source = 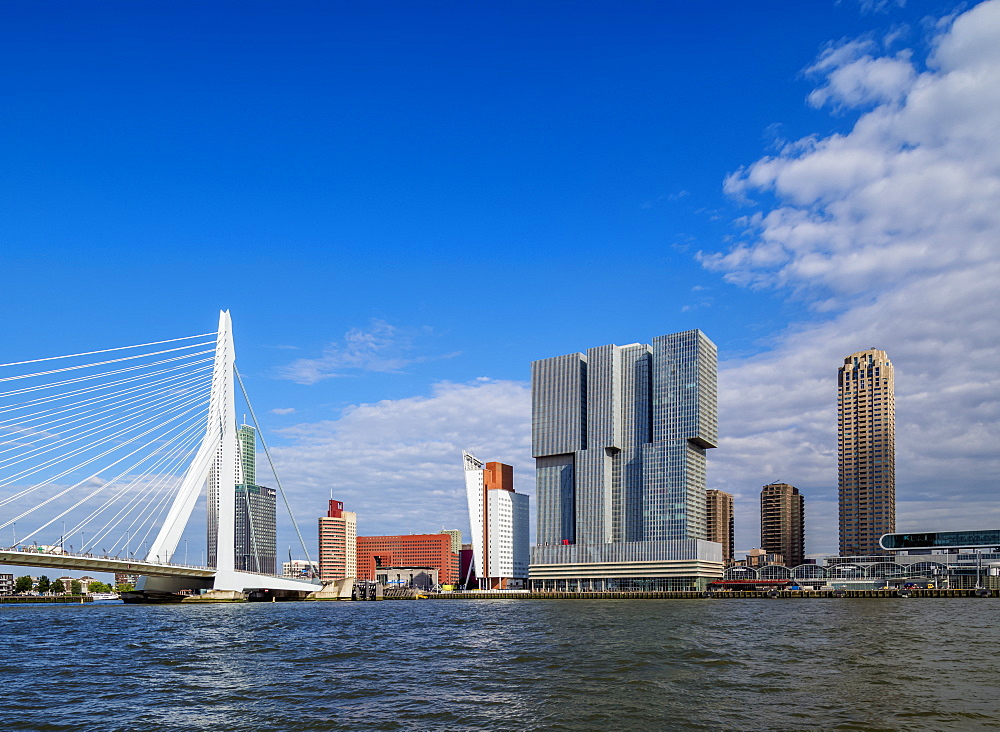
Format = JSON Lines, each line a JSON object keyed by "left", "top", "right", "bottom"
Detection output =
{"left": 0, "top": 549, "right": 215, "bottom": 578}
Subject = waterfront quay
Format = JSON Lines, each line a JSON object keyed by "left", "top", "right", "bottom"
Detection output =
{"left": 0, "top": 595, "right": 93, "bottom": 604}
{"left": 429, "top": 588, "right": 997, "bottom": 600}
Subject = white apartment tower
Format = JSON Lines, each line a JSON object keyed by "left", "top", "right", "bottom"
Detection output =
{"left": 462, "top": 452, "right": 529, "bottom": 589}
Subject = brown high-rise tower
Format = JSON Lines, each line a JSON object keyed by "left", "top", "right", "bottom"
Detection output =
{"left": 838, "top": 349, "right": 895, "bottom": 556}
{"left": 760, "top": 482, "right": 804, "bottom": 567}
{"left": 705, "top": 490, "right": 734, "bottom": 564}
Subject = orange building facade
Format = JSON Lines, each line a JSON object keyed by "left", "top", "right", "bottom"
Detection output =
{"left": 318, "top": 499, "right": 357, "bottom": 582}
{"left": 356, "top": 533, "right": 459, "bottom": 585}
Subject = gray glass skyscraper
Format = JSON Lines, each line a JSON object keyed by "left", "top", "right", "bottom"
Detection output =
{"left": 529, "top": 330, "right": 723, "bottom": 591}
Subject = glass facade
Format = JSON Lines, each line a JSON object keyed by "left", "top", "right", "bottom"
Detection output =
{"left": 234, "top": 483, "right": 276, "bottom": 574}
{"left": 208, "top": 422, "right": 278, "bottom": 574}
{"left": 531, "top": 330, "right": 719, "bottom": 578}
{"left": 880, "top": 530, "right": 1000, "bottom": 550}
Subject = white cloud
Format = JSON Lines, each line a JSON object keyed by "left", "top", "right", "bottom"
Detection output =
{"left": 705, "top": 0, "right": 1000, "bottom": 555}
{"left": 271, "top": 2, "right": 1000, "bottom": 562}
{"left": 268, "top": 379, "right": 531, "bottom": 551}
{"left": 270, "top": 407, "right": 296, "bottom": 415}
{"left": 276, "top": 319, "right": 458, "bottom": 385}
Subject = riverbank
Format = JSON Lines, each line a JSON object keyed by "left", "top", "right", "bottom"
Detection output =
{"left": 0, "top": 595, "right": 93, "bottom": 604}
{"left": 429, "top": 588, "right": 996, "bottom": 600}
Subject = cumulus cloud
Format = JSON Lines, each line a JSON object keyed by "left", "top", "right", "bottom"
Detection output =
{"left": 268, "top": 2, "right": 1000, "bottom": 561}
{"left": 705, "top": 0, "right": 1000, "bottom": 554}
{"left": 276, "top": 319, "right": 458, "bottom": 385}
{"left": 268, "top": 379, "right": 532, "bottom": 552}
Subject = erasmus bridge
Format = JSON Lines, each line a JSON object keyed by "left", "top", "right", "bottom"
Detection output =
{"left": 0, "top": 311, "right": 319, "bottom": 600}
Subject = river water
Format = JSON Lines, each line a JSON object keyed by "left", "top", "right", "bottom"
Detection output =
{"left": 1, "top": 598, "right": 997, "bottom": 731}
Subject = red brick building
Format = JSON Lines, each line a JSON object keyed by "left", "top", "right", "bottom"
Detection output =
{"left": 356, "top": 534, "right": 459, "bottom": 585}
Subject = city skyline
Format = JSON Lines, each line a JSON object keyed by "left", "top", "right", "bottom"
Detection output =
{"left": 0, "top": 1, "right": 997, "bottom": 562}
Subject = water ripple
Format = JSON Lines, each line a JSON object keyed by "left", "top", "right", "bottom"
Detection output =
{"left": 2, "top": 598, "right": 999, "bottom": 730}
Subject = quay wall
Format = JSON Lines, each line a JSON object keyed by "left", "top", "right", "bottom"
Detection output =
{"left": 0, "top": 596, "right": 93, "bottom": 604}
{"left": 423, "top": 589, "right": 997, "bottom": 600}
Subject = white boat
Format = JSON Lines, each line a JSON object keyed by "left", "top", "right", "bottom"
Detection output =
{"left": 89, "top": 592, "right": 121, "bottom": 601}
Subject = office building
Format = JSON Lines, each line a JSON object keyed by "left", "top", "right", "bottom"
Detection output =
{"left": 838, "top": 349, "right": 895, "bottom": 556}
{"left": 439, "top": 529, "right": 462, "bottom": 555}
{"left": 529, "top": 330, "right": 723, "bottom": 591}
{"left": 705, "top": 489, "right": 734, "bottom": 564}
{"left": 760, "top": 482, "right": 804, "bottom": 568}
{"left": 356, "top": 534, "right": 459, "bottom": 585}
{"left": 463, "top": 453, "right": 530, "bottom": 589}
{"left": 234, "top": 484, "right": 276, "bottom": 574}
{"left": 208, "top": 423, "right": 277, "bottom": 574}
{"left": 282, "top": 559, "right": 319, "bottom": 579}
{"left": 318, "top": 499, "right": 357, "bottom": 582}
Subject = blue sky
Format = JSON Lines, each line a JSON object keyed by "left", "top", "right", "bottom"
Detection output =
{"left": 2, "top": 0, "right": 997, "bottom": 564}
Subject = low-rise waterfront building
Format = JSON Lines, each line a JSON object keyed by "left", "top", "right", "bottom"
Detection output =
{"left": 711, "top": 532, "right": 1000, "bottom": 592}
{"left": 0, "top": 573, "right": 13, "bottom": 595}
{"left": 375, "top": 566, "right": 439, "bottom": 591}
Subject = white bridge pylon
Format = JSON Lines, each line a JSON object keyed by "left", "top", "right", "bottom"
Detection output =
{"left": 140, "top": 311, "right": 314, "bottom": 595}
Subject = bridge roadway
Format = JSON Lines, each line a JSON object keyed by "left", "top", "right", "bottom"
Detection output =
{"left": 0, "top": 548, "right": 321, "bottom": 597}
{"left": 0, "top": 548, "right": 215, "bottom": 579}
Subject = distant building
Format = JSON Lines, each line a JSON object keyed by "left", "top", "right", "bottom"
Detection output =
{"left": 282, "top": 559, "right": 319, "bottom": 578}
{"left": 529, "top": 330, "right": 722, "bottom": 591}
{"left": 705, "top": 490, "right": 734, "bottom": 564}
{"left": 318, "top": 499, "right": 357, "bottom": 581}
{"left": 463, "top": 453, "right": 529, "bottom": 589}
{"left": 115, "top": 573, "right": 139, "bottom": 587}
{"left": 356, "top": 534, "right": 458, "bottom": 585}
{"left": 838, "top": 349, "right": 895, "bottom": 556}
{"left": 439, "top": 529, "right": 462, "bottom": 554}
{"left": 761, "top": 482, "right": 805, "bottom": 568}
{"left": 734, "top": 548, "right": 785, "bottom": 568}
{"left": 53, "top": 576, "right": 77, "bottom": 594}
{"left": 0, "top": 573, "right": 13, "bottom": 595}
{"left": 209, "top": 422, "right": 277, "bottom": 573}
{"left": 235, "top": 484, "right": 277, "bottom": 574}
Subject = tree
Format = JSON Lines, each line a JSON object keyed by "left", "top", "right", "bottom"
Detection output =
{"left": 115, "top": 582, "right": 133, "bottom": 593}
{"left": 50, "top": 579, "right": 64, "bottom": 594}
{"left": 36, "top": 575, "right": 50, "bottom": 593}
{"left": 88, "top": 581, "right": 111, "bottom": 593}
{"left": 14, "top": 576, "right": 32, "bottom": 594}
{"left": 70, "top": 580, "right": 82, "bottom": 595}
